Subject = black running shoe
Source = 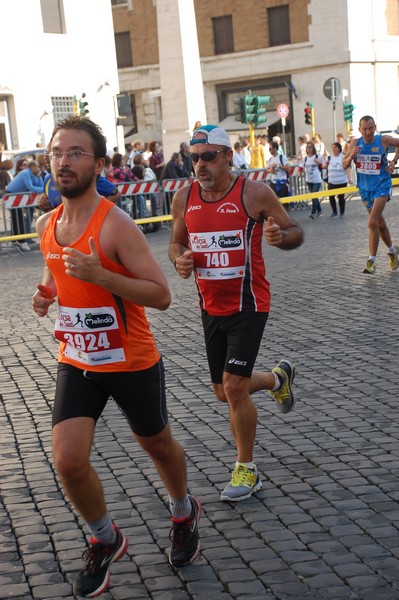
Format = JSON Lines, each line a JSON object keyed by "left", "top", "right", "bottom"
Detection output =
{"left": 73, "top": 525, "right": 128, "bottom": 597}
{"left": 169, "top": 496, "right": 201, "bottom": 567}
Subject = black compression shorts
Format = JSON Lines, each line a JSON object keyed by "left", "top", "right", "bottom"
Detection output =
{"left": 52, "top": 358, "right": 168, "bottom": 437}
{"left": 201, "top": 312, "right": 268, "bottom": 383}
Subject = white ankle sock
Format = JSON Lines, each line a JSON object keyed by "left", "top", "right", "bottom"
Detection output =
{"left": 236, "top": 461, "right": 255, "bottom": 471}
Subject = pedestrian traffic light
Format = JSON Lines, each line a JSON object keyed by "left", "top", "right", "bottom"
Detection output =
{"left": 79, "top": 93, "right": 89, "bottom": 116}
{"left": 304, "top": 101, "right": 312, "bottom": 125}
{"left": 72, "top": 95, "right": 79, "bottom": 116}
{"left": 343, "top": 101, "right": 355, "bottom": 123}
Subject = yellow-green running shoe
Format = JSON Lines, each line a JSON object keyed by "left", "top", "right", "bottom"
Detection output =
{"left": 220, "top": 464, "right": 262, "bottom": 502}
{"left": 388, "top": 245, "right": 399, "bottom": 270}
{"left": 363, "top": 259, "right": 376, "bottom": 274}
{"left": 270, "top": 359, "right": 296, "bottom": 414}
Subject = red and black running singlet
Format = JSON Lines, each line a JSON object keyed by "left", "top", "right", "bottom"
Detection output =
{"left": 184, "top": 177, "right": 270, "bottom": 316}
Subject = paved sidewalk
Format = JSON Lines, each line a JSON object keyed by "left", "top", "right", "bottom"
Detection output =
{"left": 1, "top": 197, "right": 398, "bottom": 600}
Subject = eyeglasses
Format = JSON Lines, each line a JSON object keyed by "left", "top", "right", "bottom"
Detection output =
{"left": 189, "top": 150, "right": 227, "bottom": 163}
{"left": 46, "top": 151, "right": 96, "bottom": 162}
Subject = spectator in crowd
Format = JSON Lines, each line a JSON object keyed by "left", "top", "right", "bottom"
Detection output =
{"left": 127, "top": 139, "right": 145, "bottom": 168}
{"left": 313, "top": 133, "right": 328, "bottom": 159}
{"left": 160, "top": 152, "right": 186, "bottom": 181}
{"left": 132, "top": 153, "right": 159, "bottom": 217}
{"left": 299, "top": 141, "right": 324, "bottom": 219}
{"left": 272, "top": 135, "right": 284, "bottom": 156}
{"left": 260, "top": 135, "right": 272, "bottom": 161}
{"left": 110, "top": 153, "right": 134, "bottom": 183}
{"left": 232, "top": 141, "right": 248, "bottom": 170}
{"left": 6, "top": 160, "right": 44, "bottom": 250}
{"left": 14, "top": 158, "right": 29, "bottom": 175}
{"left": 249, "top": 136, "right": 266, "bottom": 168}
{"left": 37, "top": 154, "right": 50, "bottom": 180}
{"left": 297, "top": 136, "right": 307, "bottom": 160}
{"left": 336, "top": 133, "right": 348, "bottom": 154}
{"left": 0, "top": 158, "right": 12, "bottom": 195}
{"left": 267, "top": 140, "right": 290, "bottom": 203}
{"left": 241, "top": 137, "right": 252, "bottom": 167}
{"left": 179, "top": 142, "right": 194, "bottom": 177}
{"left": 324, "top": 142, "right": 348, "bottom": 217}
{"left": 149, "top": 141, "right": 165, "bottom": 181}
{"left": 160, "top": 153, "right": 186, "bottom": 215}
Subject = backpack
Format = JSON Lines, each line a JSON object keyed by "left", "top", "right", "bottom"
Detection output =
{"left": 279, "top": 154, "right": 290, "bottom": 182}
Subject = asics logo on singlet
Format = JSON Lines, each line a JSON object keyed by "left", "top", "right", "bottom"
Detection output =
{"left": 187, "top": 204, "right": 202, "bottom": 212}
{"left": 46, "top": 252, "right": 61, "bottom": 260}
{"left": 228, "top": 358, "right": 247, "bottom": 366}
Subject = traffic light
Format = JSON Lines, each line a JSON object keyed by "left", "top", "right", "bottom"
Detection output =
{"left": 255, "top": 95, "right": 270, "bottom": 125}
{"left": 234, "top": 97, "right": 246, "bottom": 123}
{"left": 304, "top": 101, "right": 312, "bottom": 125}
{"left": 72, "top": 95, "right": 79, "bottom": 116}
{"left": 343, "top": 101, "right": 355, "bottom": 123}
{"left": 233, "top": 91, "right": 270, "bottom": 126}
{"left": 79, "top": 93, "right": 89, "bottom": 116}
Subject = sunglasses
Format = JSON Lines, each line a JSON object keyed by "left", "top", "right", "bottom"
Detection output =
{"left": 190, "top": 150, "right": 227, "bottom": 163}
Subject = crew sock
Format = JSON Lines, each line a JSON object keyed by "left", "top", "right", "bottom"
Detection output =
{"left": 87, "top": 513, "right": 116, "bottom": 545}
{"left": 170, "top": 494, "right": 192, "bottom": 520}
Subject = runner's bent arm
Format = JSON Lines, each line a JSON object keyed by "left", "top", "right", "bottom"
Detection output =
{"left": 248, "top": 180, "right": 304, "bottom": 250}
{"left": 342, "top": 138, "right": 359, "bottom": 169}
{"left": 32, "top": 212, "right": 57, "bottom": 317}
{"left": 63, "top": 208, "right": 171, "bottom": 311}
{"left": 168, "top": 188, "right": 194, "bottom": 279}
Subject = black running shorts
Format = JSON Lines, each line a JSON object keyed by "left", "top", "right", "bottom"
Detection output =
{"left": 52, "top": 358, "right": 168, "bottom": 437}
{"left": 201, "top": 312, "right": 269, "bottom": 383}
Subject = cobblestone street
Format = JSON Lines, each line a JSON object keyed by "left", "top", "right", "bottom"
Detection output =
{"left": 1, "top": 196, "right": 399, "bottom": 599}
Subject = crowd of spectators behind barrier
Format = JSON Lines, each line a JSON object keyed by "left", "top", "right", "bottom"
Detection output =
{"left": 0, "top": 124, "right": 370, "bottom": 250}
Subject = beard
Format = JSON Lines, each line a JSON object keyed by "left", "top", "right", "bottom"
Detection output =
{"left": 53, "top": 167, "right": 96, "bottom": 199}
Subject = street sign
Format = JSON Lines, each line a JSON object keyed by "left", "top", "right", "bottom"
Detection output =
{"left": 277, "top": 103, "right": 289, "bottom": 118}
{"left": 323, "top": 77, "right": 341, "bottom": 101}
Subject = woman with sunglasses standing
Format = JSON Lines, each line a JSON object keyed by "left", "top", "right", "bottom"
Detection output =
{"left": 169, "top": 124, "right": 303, "bottom": 504}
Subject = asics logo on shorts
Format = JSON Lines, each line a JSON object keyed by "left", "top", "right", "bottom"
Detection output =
{"left": 228, "top": 358, "right": 247, "bottom": 366}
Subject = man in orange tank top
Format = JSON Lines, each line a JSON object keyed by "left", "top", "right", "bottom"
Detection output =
{"left": 32, "top": 116, "right": 201, "bottom": 597}
{"left": 169, "top": 125, "right": 304, "bottom": 503}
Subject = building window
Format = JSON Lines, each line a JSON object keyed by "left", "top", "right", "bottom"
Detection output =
{"left": 115, "top": 32, "right": 133, "bottom": 68}
{"left": 117, "top": 92, "right": 137, "bottom": 134}
{"left": 268, "top": 5, "right": 291, "bottom": 47}
{"left": 51, "top": 96, "right": 75, "bottom": 124}
{"left": 212, "top": 15, "right": 234, "bottom": 55}
{"left": 40, "top": 0, "right": 66, "bottom": 34}
{"left": 111, "top": 0, "right": 127, "bottom": 4}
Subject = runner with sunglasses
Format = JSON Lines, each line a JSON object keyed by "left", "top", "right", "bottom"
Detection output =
{"left": 169, "top": 124, "right": 304, "bottom": 502}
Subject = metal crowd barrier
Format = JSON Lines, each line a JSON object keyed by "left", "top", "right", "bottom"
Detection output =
{"left": 2, "top": 173, "right": 398, "bottom": 252}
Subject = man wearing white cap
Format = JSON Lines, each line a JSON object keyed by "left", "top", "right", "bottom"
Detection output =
{"left": 169, "top": 125, "right": 304, "bottom": 502}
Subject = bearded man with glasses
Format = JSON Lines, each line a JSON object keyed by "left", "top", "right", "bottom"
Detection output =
{"left": 169, "top": 124, "right": 304, "bottom": 503}
{"left": 32, "top": 116, "right": 201, "bottom": 597}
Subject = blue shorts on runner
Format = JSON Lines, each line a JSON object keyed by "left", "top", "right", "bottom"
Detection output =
{"left": 360, "top": 186, "right": 391, "bottom": 210}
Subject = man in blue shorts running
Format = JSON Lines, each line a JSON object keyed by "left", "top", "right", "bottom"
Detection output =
{"left": 343, "top": 115, "right": 399, "bottom": 274}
